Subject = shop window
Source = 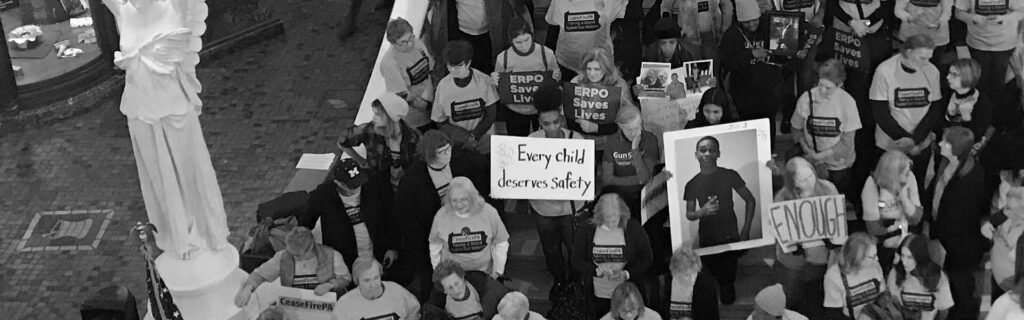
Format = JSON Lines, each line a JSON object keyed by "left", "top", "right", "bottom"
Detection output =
{"left": 2, "top": 0, "right": 101, "bottom": 86}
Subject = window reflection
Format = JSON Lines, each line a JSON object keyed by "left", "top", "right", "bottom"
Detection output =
{"left": 2, "top": 0, "right": 100, "bottom": 86}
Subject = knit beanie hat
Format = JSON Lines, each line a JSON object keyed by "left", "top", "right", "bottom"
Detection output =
{"left": 654, "top": 17, "right": 682, "bottom": 40}
{"left": 377, "top": 92, "right": 409, "bottom": 120}
{"left": 736, "top": 0, "right": 762, "bottom": 22}
{"left": 754, "top": 284, "right": 786, "bottom": 316}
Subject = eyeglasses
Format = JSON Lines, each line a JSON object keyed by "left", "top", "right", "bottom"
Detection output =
{"left": 394, "top": 35, "right": 415, "bottom": 46}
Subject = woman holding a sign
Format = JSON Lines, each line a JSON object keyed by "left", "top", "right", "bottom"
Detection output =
{"left": 887, "top": 234, "right": 954, "bottom": 320}
{"left": 572, "top": 193, "right": 653, "bottom": 319}
{"left": 823, "top": 233, "right": 887, "bottom": 320}
{"left": 773, "top": 156, "right": 841, "bottom": 317}
{"left": 491, "top": 16, "right": 561, "bottom": 137}
{"left": 567, "top": 49, "right": 636, "bottom": 152}
{"left": 861, "top": 151, "right": 924, "bottom": 273}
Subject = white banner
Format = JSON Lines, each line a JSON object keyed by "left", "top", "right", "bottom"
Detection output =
{"left": 245, "top": 283, "right": 336, "bottom": 320}
{"left": 768, "top": 195, "right": 848, "bottom": 250}
{"left": 490, "top": 135, "right": 595, "bottom": 200}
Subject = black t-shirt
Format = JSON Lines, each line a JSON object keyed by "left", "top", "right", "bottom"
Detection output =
{"left": 603, "top": 130, "right": 660, "bottom": 179}
{"left": 683, "top": 168, "right": 746, "bottom": 246}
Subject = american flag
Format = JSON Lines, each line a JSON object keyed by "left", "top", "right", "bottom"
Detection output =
{"left": 144, "top": 245, "right": 183, "bottom": 319}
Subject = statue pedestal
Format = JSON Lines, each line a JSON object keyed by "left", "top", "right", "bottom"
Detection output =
{"left": 146, "top": 246, "right": 248, "bottom": 319}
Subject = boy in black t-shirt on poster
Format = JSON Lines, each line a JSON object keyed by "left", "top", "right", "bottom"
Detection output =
{"left": 683, "top": 136, "right": 757, "bottom": 305}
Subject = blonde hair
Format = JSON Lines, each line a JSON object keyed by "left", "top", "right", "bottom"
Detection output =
{"left": 669, "top": 247, "right": 702, "bottom": 276}
{"left": 371, "top": 99, "right": 401, "bottom": 141}
{"left": 591, "top": 193, "right": 631, "bottom": 229}
{"left": 840, "top": 232, "right": 877, "bottom": 274}
{"left": 497, "top": 292, "right": 530, "bottom": 319}
{"left": 872, "top": 151, "right": 912, "bottom": 193}
{"left": 577, "top": 48, "right": 623, "bottom": 87}
{"left": 444, "top": 176, "right": 485, "bottom": 214}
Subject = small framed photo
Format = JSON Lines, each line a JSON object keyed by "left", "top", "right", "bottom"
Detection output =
{"left": 767, "top": 11, "right": 802, "bottom": 57}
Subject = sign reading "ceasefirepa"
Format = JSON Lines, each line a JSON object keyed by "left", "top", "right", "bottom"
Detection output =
{"left": 768, "top": 194, "right": 847, "bottom": 249}
{"left": 490, "top": 135, "right": 595, "bottom": 201}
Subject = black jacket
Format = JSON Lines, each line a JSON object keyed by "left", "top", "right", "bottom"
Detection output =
{"left": 572, "top": 219, "right": 654, "bottom": 292}
{"left": 719, "top": 18, "right": 784, "bottom": 96}
{"left": 297, "top": 177, "right": 397, "bottom": 269}
{"left": 926, "top": 159, "right": 987, "bottom": 269}
{"left": 393, "top": 149, "right": 482, "bottom": 256}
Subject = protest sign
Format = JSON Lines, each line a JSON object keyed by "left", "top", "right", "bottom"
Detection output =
{"left": 833, "top": 28, "right": 866, "bottom": 71}
{"left": 637, "top": 62, "right": 671, "bottom": 96}
{"left": 767, "top": 195, "right": 848, "bottom": 250}
{"left": 246, "top": 283, "right": 336, "bottom": 320}
{"left": 497, "top": 71, "right": 555, "bottom": 106}
{"left": 491, "top": 135, "right": 595, "bottom": 200}
{"left": 563, "top": 83, "right": 621, "bottom": 124}
{"left": 664, "top": 119, "right": 775, "bottom": 255}
{"left": 639, "top": 97, "right": 687, "bottom": 162}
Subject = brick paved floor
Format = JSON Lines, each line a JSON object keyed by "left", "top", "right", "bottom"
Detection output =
{"left": 0, "top": 0, "right": 389, "bottom": 317}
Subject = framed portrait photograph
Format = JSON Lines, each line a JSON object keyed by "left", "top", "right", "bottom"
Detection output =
{"left": 767, "top": 11, "right": 802, "bottom": 57}
{"left": 664, "top": 119, "right": 775, "bottom": 255}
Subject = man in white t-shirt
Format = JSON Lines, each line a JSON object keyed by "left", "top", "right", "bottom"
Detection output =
{"left": 334, "top": 258, "right": 421, "bottom": 320}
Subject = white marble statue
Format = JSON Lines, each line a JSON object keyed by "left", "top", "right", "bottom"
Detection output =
{"left": 104, "top": 0, "right": 229, "bottom": 259}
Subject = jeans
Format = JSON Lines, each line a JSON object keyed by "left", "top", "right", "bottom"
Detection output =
{"left": 533, "top": 210, "right": 575, "bottom": 283}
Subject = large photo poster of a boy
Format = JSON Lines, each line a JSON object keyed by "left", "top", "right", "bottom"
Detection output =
{"left": 664, "top": 119, "right": 774, "bottom": 255}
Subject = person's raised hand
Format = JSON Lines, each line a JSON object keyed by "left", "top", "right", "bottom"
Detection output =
{"left": 981, "top": 221, "right": 995, "bottom": 239}
{"left": 383, "top": 250, "right": 398, "bottom": 268}
{"left": 577, "top": 119, "right": 599, "bottom": 133}
{"left": 314, "top": 283, "right": 334, "bottom": 296}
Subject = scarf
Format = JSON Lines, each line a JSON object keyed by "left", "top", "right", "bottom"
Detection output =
{"left": 946, "top": 89, "right": 978, "bottom": 123}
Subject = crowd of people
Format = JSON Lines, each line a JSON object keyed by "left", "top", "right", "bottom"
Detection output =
{"left": 237, "top": 0, "right": 1024, "bottom": 318}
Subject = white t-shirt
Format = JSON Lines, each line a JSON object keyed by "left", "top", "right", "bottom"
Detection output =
{"left": 896, "top": 0, "right": 953, "bottom": 45}
{"left": 339, "top": 191, "right": 374, "bottom": 260}
{"left": 334, "top": 281, "right": 421, "bottom": 320}
{"left": 456, "top": 0, "right": 489, "bottom": 35}
{"left": 823, "top": 262, "right": 887, "bottom": 319}
{"left": 429, "top": 204, "right": 511, "bottom": 273}
{"left": 887, "top": 270, "right": 954, "bottom": 320}
{"left": 545, "top": 0, "right": 626, "bottom": 73}
{"left": 956, "top": 0, "right": 1024, "bottom": 51}
{"left": 600, "top": 308, "right": 663, "bottom": 320}
{"left": 253, "top": 250, "right": 349, "bottom": 290}
{"left": 744, "top": 310, "right": 809, "bottom": 320}
{"left": 446, "top": 283, "right": 484, "bottom": 320}
{"left": 861, "top": 175, "right": 921, "bottom": 247}
{"left": 381, "top": 41, "right": 435, "bottom": 127}
{"left": 592, "top": 226, "right": 627, "bottom": 299}
{"left": 670, "top": 275, "right": 696, "bottom": 319}
{"left": 791, "top": 86, "right": 862, "bottom": 170}
{"left": 432, "top": 69, "right": 499, "bottom": 155}
{"left": 987, "top": 292, "right": 1024, "bottom": 320}
{"left": 869, "top": 54, "right": 941, "bottom": 150}
{"left": 495, "top": 44, "right": 561, "bottom": 115}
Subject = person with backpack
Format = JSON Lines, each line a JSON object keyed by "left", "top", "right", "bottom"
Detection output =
{"left": 490, "top": 16, "right": 561, "bottom": 137}
{"left": 824, "top": 232, "right": 887, "bottom": 319}
{"left": 665, "top": 247, "right": 718, "bottom": 320}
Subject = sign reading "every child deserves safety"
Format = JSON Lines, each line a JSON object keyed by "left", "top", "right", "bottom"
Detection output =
{"left": 490, "top": 135, "right": 595, "bottom": 201}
